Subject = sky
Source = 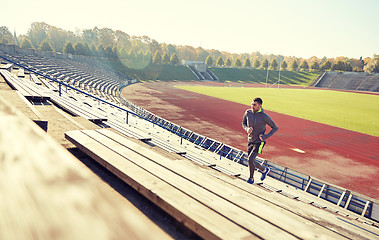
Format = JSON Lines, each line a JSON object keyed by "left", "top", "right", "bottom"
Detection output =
{"left": 1, "top": 0, "right": 378, "bottom": 59}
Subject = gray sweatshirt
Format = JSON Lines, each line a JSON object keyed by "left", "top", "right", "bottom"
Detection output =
{"left": 242, "top": 108, "right": 278, "bottom": 143}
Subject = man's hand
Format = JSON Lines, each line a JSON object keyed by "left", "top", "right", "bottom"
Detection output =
{"left": 259, "top": 134, "right": 264, "bottom": 141}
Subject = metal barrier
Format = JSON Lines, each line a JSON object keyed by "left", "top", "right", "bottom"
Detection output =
{"left": 1, "top": 52, "right": 377, "bottom": 223}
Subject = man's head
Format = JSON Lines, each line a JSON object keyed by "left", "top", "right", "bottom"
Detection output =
{"left": 251, "top": 97, "right": 263, "bottom": 112}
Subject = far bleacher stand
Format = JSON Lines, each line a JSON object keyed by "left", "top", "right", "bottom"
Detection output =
{"left": 183, "top": 60, "right": 219, "bottom": 81}
{"left": 314, "top": 71, "right": 379, "bottom": 93}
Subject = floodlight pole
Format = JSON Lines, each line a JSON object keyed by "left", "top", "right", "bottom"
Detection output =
{"left": 278, "top": 59, "right": 281, "bottom": 88}
{"left": 265, "top": 59, "right": 269, "bottom": 87}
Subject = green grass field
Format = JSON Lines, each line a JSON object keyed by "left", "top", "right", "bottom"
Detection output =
{"left": 104, "top": 59, "right": 318, "bottom": 84}
{"left": 176, "top": 86, "right": 379, "bottom": 137}
{"left": 211, "top": 68, "right": 319, "bottom": 86}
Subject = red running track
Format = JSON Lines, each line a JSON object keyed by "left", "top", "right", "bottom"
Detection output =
{"left": 123, "top": 81, "right": 379, "bottom": 199}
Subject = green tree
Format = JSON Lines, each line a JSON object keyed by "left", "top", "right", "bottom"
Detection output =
{"left": 82, "top": 28, "right": 98, "bottom": 46}
{"left": 90, "top": 44, "right": 98, "bottom": 57}
{"left": 310, "top": 61, "right": 320, "bottom": 71}
{"left": 262, "top": 59, "right": 269, "bottom": 69}
{"left": 128, "top": 50, "right": 136, "bottom": 61}
{"left": 205, "top": 55, "right": 214, "bottom": 66}
{"left": 98, "top": 28, "right": 115, "bottom": 47}
{"left": 115, "top": 30, "right": 131, "bottom": 50}
{"left": 198, "top": 49, "right": 210, "bottom": 62}
{"left": 82, "top": 42, "right": 91, "bottom": 56}
{"left": 344, "top": 61, "right": 352, "bottom": 71}
{"left": 210, "top": 49, "right": 222, "bottom": 60}
{"left": 291, "top": 61, "right": 299, "bottom": 71}
{"left": 320, "top": 61, "right": 332, "bottom": 71}
{"left": 112, "top": 45, "right": 119, "bottom": 58}
{"left": 162, "top": 52, "right": 170, "bottom": 64}
{"left": 253, "top": 59, "right": 260, "bottom": 68}
{"left": 20, "top": 38, "right": 33, "bottom": 49}
{"left": 177, "top": 45, "right": 196, "bottom": 60}
{"left": 281, "top": 61, "right": 287, "bottom": 70}
{"left": 234, "top": 58, "right": 242, "bottom": 67}
{"left": 0, "top": 26, "right": 16, "bottom": 44}
{"left": 47, "top": 26, "right": 70, "bottom": 52}
{"left": 243, "top": 58, "right": 251, "bottom": 67}
{"left": 170, "top": 53, "right": 180, "bottom": 65}
{"left": 364, "top": 54, "right": 379, "bottom": 73}
{"left": 216, "top": 56, "right": 224, "bottom": 66}
{"left": 145, "top": 51, "right": 153, "bottom": 63}
{"left": 334, "top": 61, "right": 351, "bottom": 72}
{"left": 63, "top": 41, "right": 75, "bottom": 54}
{"left": 0, "top": 38, "right": 9, "bottom": 44}
{"left": 147, "top": 38, "right": 161, "bottom": 56}
{"left": 332, "top": 61, "right": 345, "bottom": 71}
{"left": 225, "top": 57, "right": 232, "bottom": 66}
{"left": 97, "top": 45, "right": 106, "bottom": 58}
{"left": 136, "top": 49, "right": 145, "bottom": 62}
{"left": 299, "top": 60, "right": 309, "bottom": 71}
{"left": 74, "top": 42, "right": 86, "bottom": 55}
{"left": 38, "top": 39, "right": 54, "bottom": 52}
{"left": 166, "top": 44, "right": 177, "bottom": 55}
{"left": 270, "top": 59, "right": 278, "bottom": 70}
{"left": 119, "top": 47, "right": 128, "bottom": 59}
{"left": 27, "top": 22, "right": 49, "bottom": 50}
{"left": 105, "top": 46, "right": 114, "bottom": 58}
{"left": 153, "top": 50, "right": 162, "bottom": 64}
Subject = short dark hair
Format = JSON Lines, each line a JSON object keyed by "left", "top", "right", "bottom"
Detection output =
{"left": 253, "top": 97, "right": 263, "bottom": 105}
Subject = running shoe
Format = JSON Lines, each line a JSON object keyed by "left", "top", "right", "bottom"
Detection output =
{"left": 247, "top": 178, "right": 254, "bottom": 184}
{"left": 260, "top": 167, "right": 271, "bottom": 181}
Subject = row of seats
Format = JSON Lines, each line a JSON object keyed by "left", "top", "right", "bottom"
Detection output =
{"left": 0, "top": 52, "right": 132, "bottom": 98}
{"left": 315, "top": 71, "right": 379, "bottom": 92}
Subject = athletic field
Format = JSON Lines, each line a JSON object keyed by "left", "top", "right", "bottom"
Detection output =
{"left": 176, "top": 86, "right": 379, "bottom": 137}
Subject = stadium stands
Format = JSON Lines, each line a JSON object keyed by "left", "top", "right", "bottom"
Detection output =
{"left": 187, "top": 64, "right": 205, "bottom": 80}
{"left": 315, "top": 71, "right": 379, "bottom": 92}
{"left": 0, "top": 90, "right": 173, "bottom": 240}
{"left": 185, "top": 61, "right": 219, "bottom": 81}
{"left": 0, "top": 69, "right": 50, "bottom": 101}
{"left": 0, "top": 50, "right": 131, "bottom": 98}
{"left": 206, "top": 68, "right": 219, "bottom": 81}
{"left": 0, "top": 46, "right": 378, "bottom": 238}
{"left": 65, "top": 128, "right": 379, "bottom": 239}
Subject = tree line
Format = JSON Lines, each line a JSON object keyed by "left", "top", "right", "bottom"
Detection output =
{"left": 0, "top": 23, "right": 378, "bottom": 73}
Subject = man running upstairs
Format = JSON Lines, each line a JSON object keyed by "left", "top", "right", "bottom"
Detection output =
{"left": 242, "top": 97, "right": 278, "bottom": 184}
